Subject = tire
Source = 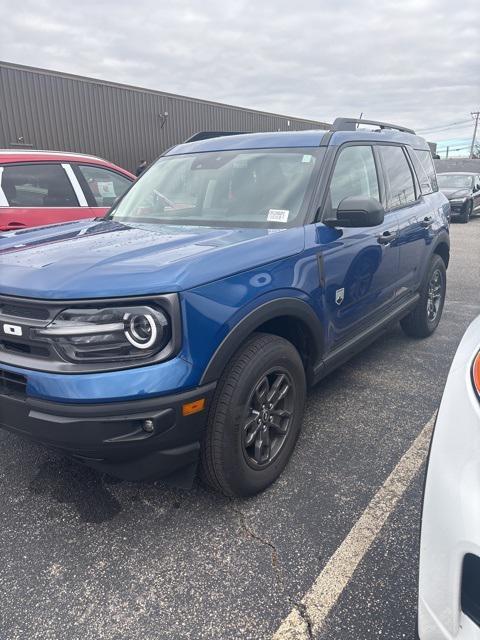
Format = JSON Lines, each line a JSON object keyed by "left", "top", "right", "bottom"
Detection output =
{"left": 400, "top": 255, "right": 446, "bottom": 339}
{"left": 459, "top": 200, "right": 472, "bottom": 223}
{"left": 200, "top": 332, "right": 306, "bottom": 497}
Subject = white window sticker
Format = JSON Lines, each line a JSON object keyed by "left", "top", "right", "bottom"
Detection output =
{"left": 97, "top": 181, "right": 116, "bottom": 198}
{"left": 302, "top": 154, "right": 313, "bottom": 163}
{"left": 267, "top": 209, "right": 289, "bottom": 223}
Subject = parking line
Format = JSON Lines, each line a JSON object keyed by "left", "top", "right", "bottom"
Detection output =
{"left": 273, "top": 414, "right": 435, "bottom": 639}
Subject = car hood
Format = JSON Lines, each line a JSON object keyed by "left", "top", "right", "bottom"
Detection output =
{"left": 0, "top": 219, "right": 305, "bottom": 299}
{"left": 440, "top": 187, "right": 471, "bottom": 200}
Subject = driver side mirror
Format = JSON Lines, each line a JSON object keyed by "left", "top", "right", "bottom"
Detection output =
{"left": 325, "top": 196, "right": 385, "bottom": 228}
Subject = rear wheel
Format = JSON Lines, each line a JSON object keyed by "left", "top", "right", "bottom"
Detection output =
{"left": 200, "top": 333, "right": 306, "bottom": 497}
{"left": 400, "top": 255, "right": 446, "bottom": 338}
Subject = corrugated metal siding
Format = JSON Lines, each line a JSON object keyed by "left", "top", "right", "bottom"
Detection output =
{"left": 0, "top": 61, "right": 330, "bottom": 172}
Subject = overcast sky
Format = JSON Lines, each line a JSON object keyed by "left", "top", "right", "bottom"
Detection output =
{"left": 0, "top": 0, "right": 478, "bottom": 155}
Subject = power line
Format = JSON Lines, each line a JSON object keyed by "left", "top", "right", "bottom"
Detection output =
{"left": 419, "top": 118, "right": 472, "bottom": 130}
{"left": 419, "top": 123, "right": 473, "bottom": 136}
{"left": 437, "top": 142, "right": 471, "bottom": 148}
{"left": 432, "top": 123, "right": 473, "bottom": 132}
{"left": 438, "top": 143, "right": 471, "bottom": 149}
{"left": 417, "top": 118, "right": 472, "bottom": 133}
{"left": 436, "top": 136, "right": 470, "bottom": 143}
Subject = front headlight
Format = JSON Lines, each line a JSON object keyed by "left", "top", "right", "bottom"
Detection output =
{"left": 450, "top": 198, "right": 467, "bottom": 204}
{"left": 35, "top": 304, "right": 172, "bottom": 363}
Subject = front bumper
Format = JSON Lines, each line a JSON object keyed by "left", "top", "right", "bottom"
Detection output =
{"left": 0, "top": 382, "right": 216, "bottom": 481}
{"left": 449, "top": 200, "right": 469, "bottom": 218}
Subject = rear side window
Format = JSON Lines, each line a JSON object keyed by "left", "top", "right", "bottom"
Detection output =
{"left": 378, "top": 146, "right": 416, "bottom": 209}
{"left": 0, "top": 163, "right": 78, "bottom": 207}
{"left": 77, "top": 165, "right": 131, "bottom": 207}
{"left": 328, "top": 145, "right": 380, "bottom": 212}
{"left": 409, "top": 150, "right": 433, "bottom": 195}
{"left": 415, "top": 149, "right": 438, "bottom": 193}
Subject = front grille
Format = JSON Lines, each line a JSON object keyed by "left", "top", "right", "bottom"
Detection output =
{"left": 0, "top": 295, "right": 59, "bottom": 363}
{"left": 0, "top": 302, "right": 50, "bottom": 320}
{"left": 0, "top": 296, "right": 58, "bottom": 323}
{"left": 0, "top": 368, "right": 27, "bottom": 398}
{"left": 0, "top": 338, "right": 50, "bottom": 358}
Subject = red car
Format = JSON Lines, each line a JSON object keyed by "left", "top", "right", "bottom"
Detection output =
{"left": 0, "top": 150, "right": 135, "bottom": 232}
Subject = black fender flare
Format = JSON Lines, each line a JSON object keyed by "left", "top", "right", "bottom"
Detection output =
{"left": 200, "top": 297, "right": 323, "bottom": 385}
{"left": 431, "top": 229, "right": 450, "bottom": 267}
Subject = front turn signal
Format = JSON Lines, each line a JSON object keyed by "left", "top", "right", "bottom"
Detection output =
{"left": 182, "top": 398, "right": 206, "bottom": 416}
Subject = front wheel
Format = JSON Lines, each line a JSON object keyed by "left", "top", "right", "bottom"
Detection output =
{"left": 400, "top": 255, "right": 446, "bottom": 338}
{"left": 200, "top": 333, "right": 306, "bottom": 497}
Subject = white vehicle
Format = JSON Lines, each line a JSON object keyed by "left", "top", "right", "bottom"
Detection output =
{"left": 419, "top": 315, "right": 480, "bottom": 638}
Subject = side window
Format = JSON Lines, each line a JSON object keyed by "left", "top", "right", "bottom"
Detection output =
{"left": 378, "top": 146, "right": 416, "bottom": 209}
{"left": 77, "top": 165, "right": 131, "bottom": 207}
{"left": 409, "top": 149, "right": 433, "bottom": 195}
{"left": 0, "top": 163, "right": 78, "bottom": 207}
{"left": 415, "top": 150, "right": 438, "bottom": 192}
{"left": 475, "top": 175, "right": 480, "bottom": 191}
{"left": 327, "top": 145, "right": 380, "bottom": 212}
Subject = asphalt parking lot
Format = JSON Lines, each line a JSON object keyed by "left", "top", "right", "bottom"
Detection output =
{"left": 1, "top": 218, "right": 479, "bottom": 640}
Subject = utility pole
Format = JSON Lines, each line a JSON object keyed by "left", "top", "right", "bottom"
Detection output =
{"left": 446, "top": 146, "right": 449, "bottom": 159}
{"left": 470, "top": 111, "right": 480, "bottom": 159}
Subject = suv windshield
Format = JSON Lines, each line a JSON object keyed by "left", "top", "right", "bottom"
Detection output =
{"left": 437, "top": 174, "right": 473, "bottom": 189}
{"left": 109, "top": 148, "right": 322, "bottom": 228}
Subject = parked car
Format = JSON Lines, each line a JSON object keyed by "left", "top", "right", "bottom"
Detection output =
{"left": 0, "top": 118, "right": 450, "bottom": 497}
{"left": 0, "top": 150, "right": 134, "bottom": 231}
{"left": 418, "top": 315, "right": 480, "bottom": 638}
{"left": 437, "top": 172, "right": 480, "bottom": 223}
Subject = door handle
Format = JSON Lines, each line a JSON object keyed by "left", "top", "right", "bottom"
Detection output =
{"left": 420, "top": 216, "right": 433, "bottom": 228}
{"left": 7, "top": 222, "right": 27, "bottom": 229}
{"left": 377, "top": 230, "right": 398, "bottom": 245}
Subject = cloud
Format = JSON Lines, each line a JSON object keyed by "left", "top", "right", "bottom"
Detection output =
{"left": 0, "top": 0, "right": 478, "bottom": 141}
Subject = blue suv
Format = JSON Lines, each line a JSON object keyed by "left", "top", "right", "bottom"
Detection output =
{"left": 0, "top": 118, "right": 450, "bottom": 496}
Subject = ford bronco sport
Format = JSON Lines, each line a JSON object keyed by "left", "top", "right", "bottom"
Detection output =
{"left": 0, "top": 118, "right": 450, "bottom": 497}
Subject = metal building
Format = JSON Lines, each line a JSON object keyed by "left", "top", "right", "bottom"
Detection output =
{"left": 0, "top": 61, "right": 330, "bottom": 172}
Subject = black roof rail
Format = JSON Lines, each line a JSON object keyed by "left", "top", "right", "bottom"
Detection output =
{"left": 184, "top": 131, "right": 248, "bottom": 143}
{"left": 331, "top": 117, "right": 415, "bottom": 135}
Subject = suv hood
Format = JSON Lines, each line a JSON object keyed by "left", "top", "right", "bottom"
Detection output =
{"left": 0, "top": 219, "right": 305, "bottom": 299}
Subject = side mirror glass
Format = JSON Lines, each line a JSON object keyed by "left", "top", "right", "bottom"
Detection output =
{"left": 326, "top": 196, "right": 385, "bottom": 228}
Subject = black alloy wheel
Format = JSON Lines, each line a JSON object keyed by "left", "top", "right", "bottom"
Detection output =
{"left": 200, "top": 333, "right": 306, "bottom": 497}
{"left": 242, "top": 369, "right": 294, "bottom": 469}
